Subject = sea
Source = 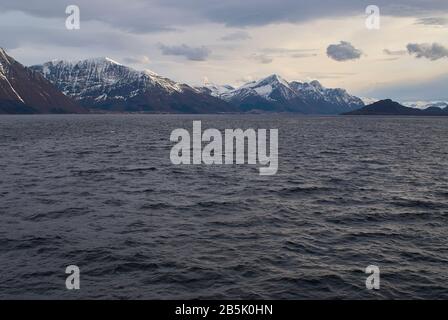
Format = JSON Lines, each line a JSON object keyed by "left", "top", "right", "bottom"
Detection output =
{"left": 0, "top": 114, "right": 447, "bottom": 299}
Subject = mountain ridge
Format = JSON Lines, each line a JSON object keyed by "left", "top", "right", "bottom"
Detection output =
{"left": 31, "top": 56, "right": 366, "bottom": 114}
{"left": 0, "top": 48, "right": 85, "bottom": 114}
{"left": 6, "top": 49, "right": 436, "bottom": 115}
{"left": 344, "top": 99, "right": 448, "bottom": 116}
{"left": 31, "top": 57, "right": 236, "bottom": 113}
{"left": 198, "top": 74, "right": 365, "bottom": 114}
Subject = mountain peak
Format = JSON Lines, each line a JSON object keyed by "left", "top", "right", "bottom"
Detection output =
{"left": 216, "top": 74, "right": 364, "bottom": 114}
{"left": 31, "top": 56, "right": 236, "bottom": 113}
{"left": 310, "top": 80, "right": 323, "bottom": 88}
{"left": 43, "top": 57, "right": 123, "bottom": 68}
{"left": 0, "top": 50, "right": 85, "bottom": 114}
{"left": 265, "top": 74, "right": 282, "bottom": 80}
{"left": 344, "top": 99, "right": 423, "bottom": 115}
{"left": 240, "top": 74, "right": 290, "bottom": 91}
{"left": 196, "top": 82, "right": 235, "bottom": 97}
{"left": 262, "top": 74, "right": 288, "bottom": 85}
{"left": 143, "top": 69, "right": 160, "bottom": 77}
{"left": 0, "top": 48, "right": 11, "bottom": 64}
{"left": 85, "top": 57, "right": 122, "bottom": 65}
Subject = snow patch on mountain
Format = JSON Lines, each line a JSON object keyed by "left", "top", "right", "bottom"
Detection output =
{"left": 234, "top": 74, "right": 296, "bottom": 100}
{"left": 0, "top": 49, "right": 25, "bottom": 103}
{"left": 254, "top": 84, "right": 274, "bottom": 98}
{"left": 0, "top": 48, "right": 85, "bottom": 113}
{"left": 30, "top": 56, "right": 235, "bottom": 113}
{"left": 196, "top": 74, "right": 365, "bottom": 114}
{"left": 217, "top": 74, "right": 363, "bottom": 108}
{"left": 360, "top": 97, "right": 379, "bottom": 105}
{"left": 401, "top": 100, "right": 448, "bottom": 109}
{"left": 31, "top": 57, "right": 186, "bottom": 103}
{"left": 218, "top": 74, "right": 291, "bottom": 102}
{"left": 195, "top": 83, "right": 234, "bottom": 97}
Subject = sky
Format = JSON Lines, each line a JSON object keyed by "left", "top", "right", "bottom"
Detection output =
{"left": 0, "top": 0, "right": 448, "bottom": 101}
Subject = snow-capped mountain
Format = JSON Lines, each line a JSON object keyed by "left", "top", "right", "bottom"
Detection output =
{"left": 200, "top": 74, "right": 364, "bottom": 114}
{"left": 195, "top": 83, "right": 235, "bottom": 97}
{"left": 4, "top": 52, "right": 363, "bottom": 114}
{"left": 359, "top": 97, "right": 379, "bottom": 105}
{"left": 0, "top": 48, "right": 84, "bottom": 114}
{"left": 31, "top": 58, "right": 235, "bottom": 113}
{"left": 289, "top": 80, "right": 364, "bottom": 112}
{"left": 401, "top": 100, "right": 448, "bottom": 110}
{"left": 222, "top": 74, "right": 298, "bottom": 101}
{"left": 345, "top": 99, "right": 448, "bottom": 115}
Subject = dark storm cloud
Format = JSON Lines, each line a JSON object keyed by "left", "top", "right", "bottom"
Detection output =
{"left": 326, "top": 41, "right": 362, "bottom": 61}
{"left": 163, "top": 0, "right": 448, "bottom": 27}
{"left": 407, "top": 43, "right": 448, "bottom": 60}
{"left": 1, "top": 0, "right": 448, "bottom": 33}
{"left": 159, "top": 44, "right": 211, "bottom": 61}
{"left": 0, "top": 0, "right": 183, "bottom": 33}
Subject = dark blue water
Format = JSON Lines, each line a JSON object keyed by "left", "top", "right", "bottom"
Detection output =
{"left": 0, "top": 114, "right": 448, "bottom": 299}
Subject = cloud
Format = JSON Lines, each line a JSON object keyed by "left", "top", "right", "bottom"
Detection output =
{"left": 359, "top": 72, "right": 448, "bottom": 100}
{"left": 220, "top": 31, "right": 251, "bottom": 41}
{"left": 415, "top": 17, "right": 448, "bottom": 26}
{"left": 178, "top": 0, "right": 448, "bottom": 28}
{"left": 0, "top": 1, "right": 181, "bottom": 34}
{"left": 159, "top": 44, "right": 211, "bottom": 61}
{"left": 251, "top": 53, "right": 273, "bottom": 64}
{"left": 407, "top": 43, "right": 448, "bottom": 60}
{"left": 377, "top": 57, "right": 400, "bottom": 61}
{"left": 122, "top": 55, "right": 151, "bottom": 64}
{"left": 300, "top": 71, "right": 356, "bottom": 79}
{"left": 261, "top": 48, "right": 317, "bottom": 59}
{"left": 0, "top": 19, "right": 142, "bottom": 51}
{"left": 2, "top": 0, "right": 448, "bottom": 103}
{"left": 2, "top": 1, "right": 448, "bottom": 33}
{"left": 236, "top": 75, "right": 255, "bottom": 84}
{"left": 291, "top": 53, "right": 318, "bottom": 58}
{"left": 383, "top": 49, "right": 407, "bottom": 56}
{"left": 326, "top": 41, "right": 362, "bottom": 61}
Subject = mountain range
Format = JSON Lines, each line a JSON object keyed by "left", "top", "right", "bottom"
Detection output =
{"left": 0, "top": 48, "right": 85, "bottom": 114}
{"left": 5, "top": 48, "right": 443, "bottom": 116}
{"left": 202, "top": 74, "right": 364, "bottom": 114}
{"left": 344, "top": 99, "right": 448, "bottom": 116}
{"left": 402, "top": 101, "right": 448, "bottom": 110}
{"left": 29, "top": 58, "right": 234, "bottom": 113}
{"left": 29, "top": 57, "right": 364, "bottom": 114}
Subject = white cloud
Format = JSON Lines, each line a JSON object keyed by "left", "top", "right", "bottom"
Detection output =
{"left": 251, "top": 53, "right": 273, "bottom": 64}
{"left": 123, "top": 55, "right": 151, "bottom": 64}
{"left": 220, "top": 31, "right": 251, "bottom": 41}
